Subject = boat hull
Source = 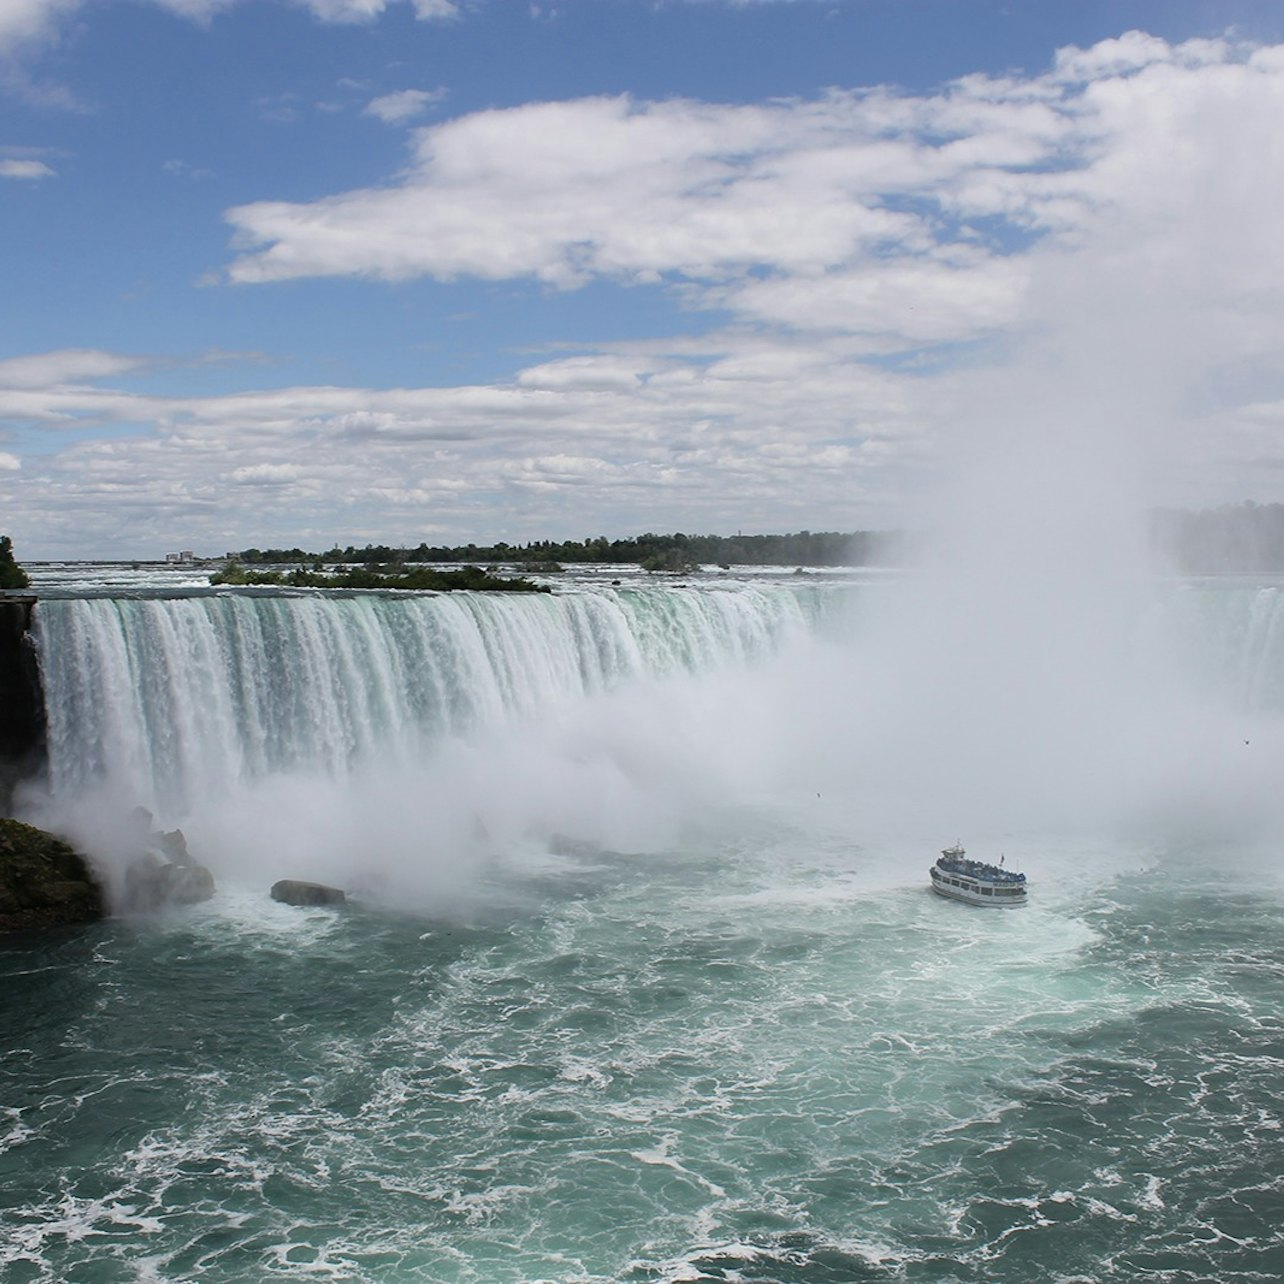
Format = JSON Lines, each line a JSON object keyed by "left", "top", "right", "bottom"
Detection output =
{"left": 929, "top": 866, "right": 1027, "bottom": 907}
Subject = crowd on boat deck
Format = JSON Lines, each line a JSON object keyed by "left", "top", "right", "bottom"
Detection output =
{"left": 936, "top": 854, "right": 1027, "bottom": 884}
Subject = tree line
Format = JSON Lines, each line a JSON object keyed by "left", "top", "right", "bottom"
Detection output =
{"left": 10, "top": 504, "right": 1284, "bottom": 580}
{"left": 227, "top": 508, "right": 1284, "bottom": 573}
{"left": 230, "top": 529, "right": 903, "bottom": 571}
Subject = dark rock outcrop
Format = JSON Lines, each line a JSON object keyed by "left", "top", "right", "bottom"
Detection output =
{"left": 123, "top": 852, "right": 216, "bottom": 912}
{"left": 0, "top": 598, "right": 47, "bottom": 812}
{"left": 271, "top": 879, "right": 346, "bottom": 907}
{"left": 0, "top": 817, "right": 104, "bottom": 932}
{"left": 121, "top": 822, "right": 215, "bottom": 912}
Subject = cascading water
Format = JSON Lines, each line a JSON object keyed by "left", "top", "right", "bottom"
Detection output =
{"left": 1152, "top": 578, "right": 1284, "bottom": 713}
{"left": 34, "top": 584, "right": 830, "bottom": 815}
{"left": 28, "top": 576, "right": 1284, "bottom": 831}
{"left": 23, "top": 580, "right": 857, "bottom": 901}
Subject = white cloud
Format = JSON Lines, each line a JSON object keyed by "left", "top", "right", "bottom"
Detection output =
{"left": 0, "top": 157, "right": 54, "bottom": 178}
{"left": 0, "top": 0, "right": 79, "bottom": 51}
{"left": 516, "top": 355, "right": 651, "bottom": 393}
{"left": 225, "top": 93, "right": 944, "bottom": 290}
{"left": 162, "top": 157, "right": 212, "bottom": 179}
{"left": 723, "top": 252, "right": 1029, "bottom": 344}
{"left": 1052, "top": 29, "right": 1176, "bottom": 82}
{"left": 0, "top": 0, "right": 460, "bottom": 57}
{"left": 0, "top": 451, "right": 20, "bottom": 471}
{"left": 298, "top": 0, "right": 392, "bottom": 20}
{"left": 220, "top": 36, "right": 1282, "bottom": 369}
{"left": 228, "top": 462, "right": 305, "bottom": 484}
{"left": 209, "top": 25, "right": 1284, "bottom": 522}
{"left": 364, "top": 87, "right": 444, "bottom": 124}
{"left": 148, "top": 0, "right": 236, "bottom": 21}
{"left": 0, "top": 348, "right": 147, "bottom": 387}
{"left": 265, "top": 0, "right": 462, "bottom": 22}
{"left": 0, "top": 329, "right": 931, "bottom": 556}
{"left": 9, "top": 30, "right": 1284, "bottom": 555}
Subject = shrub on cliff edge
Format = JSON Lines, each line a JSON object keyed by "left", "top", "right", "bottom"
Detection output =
{"left": 0, "top": 536, "right": 29, "bottom": 590}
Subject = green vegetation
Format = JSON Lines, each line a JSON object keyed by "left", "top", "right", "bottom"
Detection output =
{"left": 639, "top": 547, "right": 702, "bottom": 574}
{"left": 0, "top": 536, "right": 30, "bottom": 590}
{"left": 0, "top": 817, "right": 104, "bottom": 932}
{"left": 210, "top": 562, "right": 549, "bottom": 593}
{"left": 229, "top": 529, "right": 900, "bottom": 571}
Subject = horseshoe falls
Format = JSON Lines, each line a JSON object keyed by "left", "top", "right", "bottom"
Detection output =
{"left": 5, "top": 570, "right": 1284, "bottom": 1283}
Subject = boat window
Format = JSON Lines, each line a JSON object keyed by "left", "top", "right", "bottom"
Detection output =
{"left": 981, "top": 887, "right": 992, "bottom": 895}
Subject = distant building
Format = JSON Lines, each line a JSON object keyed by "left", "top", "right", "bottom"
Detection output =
{"left": 165, "top": 551, "right": 196, "bottom": 564}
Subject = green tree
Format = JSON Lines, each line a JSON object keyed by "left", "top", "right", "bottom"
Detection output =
{"left": 0, "top": 535, "right": 30, "bottom": 589}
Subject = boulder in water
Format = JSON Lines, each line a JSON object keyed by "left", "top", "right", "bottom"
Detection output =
{"left": 0, "top": 817, "right": 105, "bottom": 932}
{"left": 123, "top": 829, "right": 216, "bottom": 913}
{"left": 157, "top": 828, "right": 193, "bottom": 865}
{"left": 271, "top": 879, "right": 346, "bottom": 907}
{"left": 118, "top": 816, "right": 215, "bottom": 919}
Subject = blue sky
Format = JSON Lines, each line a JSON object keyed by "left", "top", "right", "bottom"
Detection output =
{"left": 4, "top": 0, "right": 1284, "bottom": 558}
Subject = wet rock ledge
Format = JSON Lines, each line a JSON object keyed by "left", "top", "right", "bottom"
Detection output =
{"left": 0, "top": 817, "right": 105, "bottom": 932}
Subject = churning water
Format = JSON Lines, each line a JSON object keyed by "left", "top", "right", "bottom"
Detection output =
{"left": 4, "top": 569, "right": 1284, "bottom": 1282}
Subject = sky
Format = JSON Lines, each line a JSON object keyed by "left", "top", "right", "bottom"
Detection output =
{"left": 4, "top": 0, "right": 1284, "bottom": 559}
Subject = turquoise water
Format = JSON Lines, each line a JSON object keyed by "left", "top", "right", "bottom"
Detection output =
{"left": 4, "top": 830, "right": 1284, "bottom": 1282}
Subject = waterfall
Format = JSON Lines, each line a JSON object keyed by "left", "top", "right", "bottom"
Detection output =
{"left": 33, "top": 584, "right": 835, "bottom": 816}
{"left": 26, "top": 573, "right": 1284, "bottom": 896}
{"left": 1152, "top": 580, "right": 1284, "bottom": 713}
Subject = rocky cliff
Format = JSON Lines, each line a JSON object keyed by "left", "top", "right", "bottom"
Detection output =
{"left": 0, "top": 597, "right": 46, "bottom": 811}
{"left": 0, "top": 817, "right": 104, "bottom": 932}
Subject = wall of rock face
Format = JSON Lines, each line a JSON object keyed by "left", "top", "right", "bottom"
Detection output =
{"left": 0, "top": 597, "right": 47, "bottom": 813}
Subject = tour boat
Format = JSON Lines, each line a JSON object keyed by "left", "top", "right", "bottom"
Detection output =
{"left": 929, "top": 843, "right": 1027, "bottom": 906}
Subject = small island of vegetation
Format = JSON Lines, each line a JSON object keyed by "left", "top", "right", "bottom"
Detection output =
{"left": 210, "top": 562, "right": 549, "bottom": 593}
